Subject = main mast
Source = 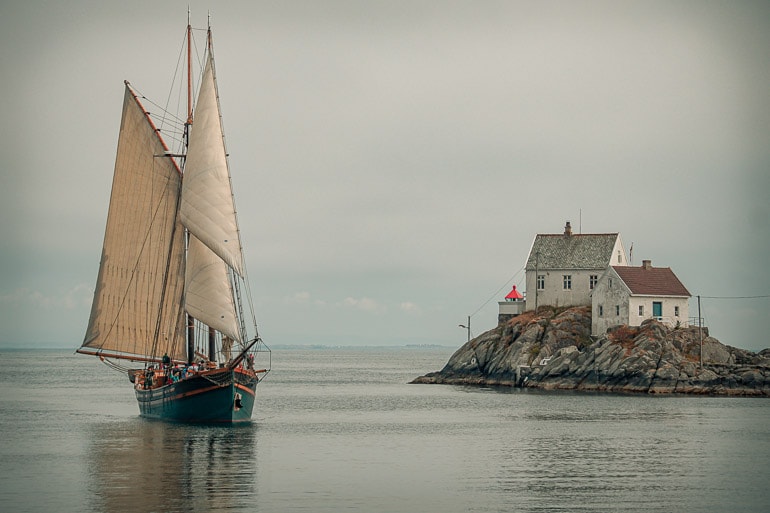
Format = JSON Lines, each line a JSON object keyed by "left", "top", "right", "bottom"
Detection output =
{"left": 187, "top": 16, "right": 193, "bottom": 128}
{"left": 185, "top": 11, "right": 195, "bottom": 365}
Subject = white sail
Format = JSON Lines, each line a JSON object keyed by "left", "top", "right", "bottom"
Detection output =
{"left": 180, "top": 54, "right": 244, "bottom": 276}
{"left": 185, "top": 234, "right": 242, "bottom": 342}
{"left": 81, "top": 85, "right": 187, "bottom": 362}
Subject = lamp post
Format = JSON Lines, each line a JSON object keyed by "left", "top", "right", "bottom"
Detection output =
{"left": 458, "top": 316, "right": 470, "bottom": 342}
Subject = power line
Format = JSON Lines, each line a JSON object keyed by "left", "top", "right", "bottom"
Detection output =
{"left": 699, "top": 295, "right": 770, "bottom": 299}
{"left": 469, "top": 265, "right": 525, "bottom": 318}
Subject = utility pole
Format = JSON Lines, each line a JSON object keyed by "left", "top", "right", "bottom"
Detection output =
{"left": 698, "top": 295, "right": 703, "bottom": 370}
{"left": 534, "top": 251, "right": 540, "bottom": 312}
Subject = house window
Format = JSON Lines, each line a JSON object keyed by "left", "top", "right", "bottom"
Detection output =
{"left": 615, "top": 305, "right": 620, "bottom": 316}
{"left": 639, "top": 305, "right": 644, "bottom": 316}
{"left": 675, "top": 306, "right": 680, "bottom": 317}
{"left": 608, "top": 278, "right": 612, "bottom": 289}
{"left": 563, "top": 275, "right": 572, "bottom": 290}
{"left": 617, "top": 250, "right": 622, "bottom": 264}
{"left": 599, "top": 305, "right": 603, "bottom": 317}
{"left": 537, "top": 275, "right": 545, "bottom": 290}
{"left": 589, "top": 275, "right": 598, "bottom": 289}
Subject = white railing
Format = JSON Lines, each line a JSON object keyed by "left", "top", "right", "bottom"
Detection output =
{"left": 652, "top": 316, "right": 689, "bottom": 328}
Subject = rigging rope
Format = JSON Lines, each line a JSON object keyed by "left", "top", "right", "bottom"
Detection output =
{"left": 100, "top": 356, "right": 135, "bottom": 374}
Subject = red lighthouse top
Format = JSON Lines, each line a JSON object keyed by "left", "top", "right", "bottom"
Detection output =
{"left": 505, "top": 285, "right": 523, "bottom": 300}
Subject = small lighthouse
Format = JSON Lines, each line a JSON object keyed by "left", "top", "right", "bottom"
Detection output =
{"left": 498, "top": 285, "right": 525, "bottom": 324}
{"left": 504, "top": 285, "right": 524, "bottom": 301}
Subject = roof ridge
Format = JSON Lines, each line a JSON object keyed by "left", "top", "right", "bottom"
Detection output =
{"left": 537, "top": 233, "right": 618, "bottom": 237}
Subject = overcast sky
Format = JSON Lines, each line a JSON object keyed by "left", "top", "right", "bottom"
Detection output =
{"left": 1, "top": 0, "right": 768, "bottom": 352}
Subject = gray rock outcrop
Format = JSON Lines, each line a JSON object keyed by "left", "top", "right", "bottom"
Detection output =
{"left": 411, "top": 306, "right": 770, "bottom": 396}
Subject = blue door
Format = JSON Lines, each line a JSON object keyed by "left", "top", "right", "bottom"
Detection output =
{"left": 652, "top": 301, "right": 662, "bottom": 318}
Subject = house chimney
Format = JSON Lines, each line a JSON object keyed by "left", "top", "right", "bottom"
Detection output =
{"left": 564, "top": 221, "right": 572, "bottom": 236}
{"left": 642, "top": 259, "right": 652, "bottom": 270}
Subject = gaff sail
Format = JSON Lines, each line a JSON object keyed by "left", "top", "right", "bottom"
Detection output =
{"left": 80, "top": 86, "right": 187, "bottom": 362}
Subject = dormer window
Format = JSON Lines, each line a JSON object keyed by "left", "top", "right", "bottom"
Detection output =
{"left": 617, "top": 250, "right": 622, "bottom": 263}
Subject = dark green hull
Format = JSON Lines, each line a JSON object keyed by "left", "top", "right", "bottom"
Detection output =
{"left": 135, "top": 368, "right": 258, "bottom": 423}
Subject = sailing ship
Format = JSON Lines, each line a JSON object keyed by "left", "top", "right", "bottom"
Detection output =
{"left": 78, "top": 19, "right": 270, "bottom": 423}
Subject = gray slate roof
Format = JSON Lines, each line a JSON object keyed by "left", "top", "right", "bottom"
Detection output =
{"left": 525, "top": 233, "right": 619, "bottom": 270}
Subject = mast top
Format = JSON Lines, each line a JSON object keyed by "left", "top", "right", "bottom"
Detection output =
{"left": 186, "top": 17, "right": 193, "bottom": 126}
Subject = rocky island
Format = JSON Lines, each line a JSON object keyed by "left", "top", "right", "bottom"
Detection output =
{"left": 412, "top": 306, "right": 770, "bottom": 396}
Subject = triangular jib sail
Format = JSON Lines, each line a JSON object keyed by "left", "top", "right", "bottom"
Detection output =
{"left": 184, "top": 233, "right": 241, "bottom": 342}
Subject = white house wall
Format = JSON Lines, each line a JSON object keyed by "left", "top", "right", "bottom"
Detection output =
{"left": 611, "top": 236, "right": 628, "bottom": 267}
{"left": 526, "top": 269, "right": 602, "bottom": 311}
{"left": 627, "top": 296, "right": 690, "bottom": 328}
{"left": 591, "top": 269, "right": 630, "bottom": 336}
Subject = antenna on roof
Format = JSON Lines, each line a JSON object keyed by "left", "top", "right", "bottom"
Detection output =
{"left": 579, "top": 208, "right": 582, "bottom": 234}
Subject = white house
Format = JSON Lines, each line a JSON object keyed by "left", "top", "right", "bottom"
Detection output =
{"left": 524, "top": 221, "right": 628, "bottom": 311}
{"left": 591, "top": 260, "right": 691, "bottom": 336}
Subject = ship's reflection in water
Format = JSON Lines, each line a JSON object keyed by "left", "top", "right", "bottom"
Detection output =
{"left": 86, "top": 419, "right": 258, "bottom": 513}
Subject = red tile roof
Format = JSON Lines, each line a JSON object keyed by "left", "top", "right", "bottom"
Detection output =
{"left": 612, "top": 265, "right": 691, "bottom": 297}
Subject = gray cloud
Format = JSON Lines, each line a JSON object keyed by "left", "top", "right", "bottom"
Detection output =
{"left": 2, "top": 0, "right": 768, "bottom": 350}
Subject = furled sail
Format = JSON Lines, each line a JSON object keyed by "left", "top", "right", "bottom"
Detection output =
{"left": 80, "top": 85, "right": 187, "bottom": 362}
{"left": 180, "top": 54, "right": 244, "bottom": 276}
{"left": 184, "top": 234, "right": 242, "bottom": 342}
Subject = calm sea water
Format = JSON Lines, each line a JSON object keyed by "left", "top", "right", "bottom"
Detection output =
{"left": 1, "top": 348, "right": 768, "bottom": 513}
